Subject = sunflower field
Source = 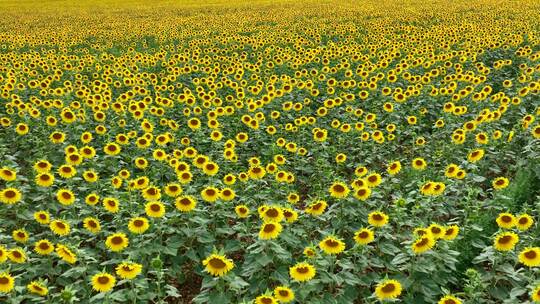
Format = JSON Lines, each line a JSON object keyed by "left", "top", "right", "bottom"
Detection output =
{"left": 0, "top": 0, "right": 539, "bottom": 303}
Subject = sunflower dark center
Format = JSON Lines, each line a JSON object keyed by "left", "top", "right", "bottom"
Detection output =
{"left": 524, "top": 250, "right": 537, "bottom": 259}
{"left": 381, "top": 283, "right": 396, "bottom": 293}
{"left": 209, "top": 258, "right": 226, "bottom": 269}
{"left": 97, "top": 276, "right": 110, "bottom": 284}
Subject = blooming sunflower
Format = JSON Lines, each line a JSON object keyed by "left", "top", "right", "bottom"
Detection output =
{"left": 83, "top": 217, "right": 101, "bottom": 233}
{"left": 496, "top": 213, "right": 515, "bottom": 229}
{"left": 145, "top": 201, "right": 166, "bottom": 218}
{"left": 0, "top": 187, "right": 22, "bottom": 204}
{"left": 274, "top": 286, "right": 295, "bottom": 303}
{"left": 34, "top": 239, "right": 54, "bottom": 255}
{"left": 354, "top": 228, "right": 375, "bottom": 245}
{"left": 328, "top": 181, "right": 350, "bottom": 198}
{"left": 105, "top": 233, "right": 129, "bottom": 252}
{"left": 442, "top": 225, "right": 460, "bottom": 241}
{"left": 305, "top": 200, "right": 327, "bottom": 216}
{"left": 91, "top": 272, "right": 116, "bottom": 293}
{"left": 128, "top": 217, "right": 150, "bottom": 234}
{"left": 255, "top": 295, "right": 278, "bottom": 304}
{"left": 8, "top": 248, "right": 26, "bottom": 263}
{"left": 411, "top": 157, "right": 427, "bottom": 170}
{"left": 234, "top": 205, "right": 249, "bottom": 218}
{"left": 353, "top": 187, "right": 371, "bottom": 201}
{"left": 375, "top": 279, "right": 402, "bottom": 300}
{"left": 289, "top": 262, "right": 316, "bottom": 282}
{"left": 116, "top": 262, "right": 143, "bottom": 279}
{"left": 515, "top": 214, "right": 534, "bottom": 231}
{"left": 35, "top": 173, "right": 54, "bottom": 187}
{"left": 319, "top": 236, "right": 346, "bottom": 255}
{"left": 27, "top": 281, "right": 48, "bottom": 296}
{"left": 175, "top": 195, "right": 197, "bottom": 212}
{"left": 0, "top": 273, "right": 15, "bottom": 293}
{"left": 55, "top": 244, "right": 77, "bottom": 264}
{"left": 202, "top": 254, "right": 234, "bottom": 277}
{"left": 368, "top": 211, "right": 389, "bottom": 227}
{"left": 201, "top": 186, "right": 220, "bottom": 202}
{"left": 438, "top": 295, "right": 462, "bottom": 304}
{"left": 0, "top": 168, "right": 16, "bottom": 181}
{"left": 387, "top": 161, "right": 401, "bottom": 175}
{"left": 261, "top": 206, "right": 284, "bottom": 223}
{"left": 532, "top": 285, "right": 540, "bottom": 302}
{"left": 50, "top": 220, "right": 70, "bottom": 236}
{"left": 412, "top": 235, "right": 436, "bottom": 254}
{"left": 34, "top": 210, "right": 50, "bottom": 224}
{"left": 518, "top": 247, "right": 540, "bottom": 267}
{"left": 56, "top": 189, "right": 75, "bottom": 205}
{"left": 492, "top": 177, "right": 509, "bottom": 190}
{"left": 493, "top": 232, "right": 519, "bottom": 251}
{"left": 259, "top": 222, "right": 283, "bottom": 240}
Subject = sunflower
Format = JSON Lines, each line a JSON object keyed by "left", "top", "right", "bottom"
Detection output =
{"left": 34, "top": 210, "right": 50, "bottom": 224}
{"left": 83, "top": 217, "right": 101, "bottom": 233}
{"left": 105, "top": 233, "right": 129, "bottom": 252}
{"left": 518, "top": 247, "right": 540, "bottom": 267}
{"left": 493, "top": 232, "right": 519, "bottom": 251}
{"left": 201, "top": 186, "right": 220, "bottom": 202}
{"left": 516, "top": 214, "right": 534, "bottom": 231}
{"left": 145, "top": 201, "right": 166, "bottom": 218}
{"left": 57, "top": 165, "right": 77, "bottom": 178}
{"left": 496, "top": 213, "right": 515, "bottom": 229}
{"left": 128, "top": 217, "right": 150, "bottom": 234}
{"left": 103, "top": 143, "right": 121, "bottom": 156}
{"left": 85, "top": 193, "right": 100, "bottom": 205}
{"left": 12, "top": 229, "right": 28, "bottom": 243}
{"left": 532, "top": 285, "right": 540, "bottom": 302}
{"left": 353, "top": 187, "right": 371, "bottom": 201}
{"left": 0, "top": 246, "right": 6, "bottom": 263}
{"left": 368, "top": 211, "right": 389, "bottom": 227}
{"left": 116, "top": 262, "right": 143, "bottom": 279}
{"left": 354, "top": 228, "right": 375, "bottom": 245}
{"left": 50, "top": 220, "right": 70, "bottom": 236}
{"left": 261, "top": 206, "right": 284, "bottom": 223}
{"left": 142, "top": 186, "right": 161, "bottom": 201}
{"left": 289, "top": 262, "right": 316, "bottom": 282}
{"left": 274, "top": 286, "right": 295, "bottom": 303}
{"left": 56, "top": 244, "right": 77, "bottom": 264}
{"left": 412, "top": 235, "right": 436, "bottom": 254}
{"left": 91, "top": 273, "right": 116, "bottom": 293}
{"left": 203, "top": 161, "right": 219, "bottom": 176}
{"left": 438, "top": 295, "right": 462, "bottom": 304}
{"left": 374, "top": 279, "right": 402, "bottom": 300}
{"left": 319, "top": 236, "right": 346, "bottom": 255}
{"left": 0, "top": 168, "right": 16, "bottom": 181}
{"left": 35, "top": 172, "right": 54, "bottom": 187}
{"left": 492, "top": 177, "right": 509, "bottom": 190}
{"left": 82, "top": 170, "right": 99, "bottom": 183}
{"left": 442, "top": 225, "right": 460, "bottom": 241}
{"left": 56, "top": 189, "right": 75, "bottom": 205}
{"left": 34, "top": 239, "right": 55, "bottom": 255}
{"left": 175, "top": 195, "right": 197, "bottom": 212}
{"left": 0, "top": 187, "right": 22, "bottom": 204}
{"left": 164, "top": 183, "right": 183, "bottom": 197}
{"left": 387, "top": 161, "right": 401, "bottom": 175}
{"left": 411, "top": 157, "right": 427, "bottom": 170}
{"left": 365, "top": 173, "right": 382, "bottom": 188}
{"left": 33, "top": 160, "right": 52, "bottom": 173}
{"left": 8, "top": 248, "right": 26, "bottom": 263}
{"left": 428, "top": 224, "right": 446, "bottom": 239}
{"left": 305, "top": 200, "right": 327, "bottom": 216}
{"left": 220, "top": 188, "right": 236, "bottom": 201}
{"left": 0, "top": 273, "right": 15, "bottom": 293}
{"left": 467, "top": 149, "right": 485, "bottom": 163}
{"left": 259, "top": 222, "right": 283, "bottom": 240}
{"left": 283, "top": 208, "right": 298, "bottom": 223}
{"left": 328, "top": 181, "right": 350, "bottom": 198}
{"left": 202, "top": 254, "right": 234, "bottom": 277}
{"left": 254, "top": 295, "right": 278, "bottom": 304}
{"left": 248, "top": 166, "right": 266, "bottom": 179}
{"left": 27, "top": 281, "right": 48, "bottom": 296}
{"left": 103, "top": 197, "right": 120, "bottom": 213}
